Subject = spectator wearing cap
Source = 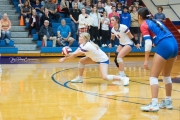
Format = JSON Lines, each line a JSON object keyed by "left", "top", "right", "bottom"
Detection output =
{"left": 154, "top": 6, "right": 166, "bottom": 22}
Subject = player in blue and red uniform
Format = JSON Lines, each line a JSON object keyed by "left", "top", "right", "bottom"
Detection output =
{"left": 138, "top": 8, "right": 178, "bottom": 112}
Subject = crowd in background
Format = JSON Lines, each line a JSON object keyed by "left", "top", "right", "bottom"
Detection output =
{"left": 0, "top": 0, "right": 166, "bottom": 47}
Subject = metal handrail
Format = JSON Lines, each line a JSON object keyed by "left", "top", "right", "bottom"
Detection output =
{"left": 150, "top": 0, "right": 180, "bottom": 20}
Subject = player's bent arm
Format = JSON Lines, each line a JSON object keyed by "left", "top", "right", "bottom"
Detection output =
{"left": 111, "top": 33, "right": 115, "bottom": 40}
{"left": 127, "top": 31, "right": 138, "bottom": 45}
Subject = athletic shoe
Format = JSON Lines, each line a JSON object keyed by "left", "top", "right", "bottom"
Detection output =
{"left": 71, "top": 76, "right": 83, "bottom": 83}
{"left": 102, "top": 44, "right": 105, "bottom": 47}
{"left": 115, "top": 45, "right": 118, "bottom": 47}
{"left": 121, "top": 77, "right": 129, "bottom": 86}
{"left": 159, "top": 99, "right": 173, "bottom": 109}
{"left": 104, "top": 44, "right": 107, "bottom": 47}
{"left": 141, "top": 102, "right": 159, "bottom": 112}
{"left": 117, "top": 73, "right": 127, "bottom": 77}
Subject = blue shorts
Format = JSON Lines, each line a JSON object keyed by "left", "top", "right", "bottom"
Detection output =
{"left": 156, "top": 36, "right": 178, "bottom": 60}
{"left": 119, "top": 44, "right": 134, "bottom": 49}
{"left": 97, "top": 60, "right": 109, "bottom": 64}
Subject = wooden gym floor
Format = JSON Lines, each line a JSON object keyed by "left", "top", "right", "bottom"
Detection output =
{"left": 0, "top": 56, "right": 180, "bottom": 120}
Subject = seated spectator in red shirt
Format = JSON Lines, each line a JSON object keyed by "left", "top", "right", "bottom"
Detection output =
{"left": 28, "top": 10, "right": 40, "bottom": 38}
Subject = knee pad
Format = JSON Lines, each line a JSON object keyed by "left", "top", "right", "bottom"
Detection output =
{"left": 117, "top": 58, "right": 123, "bottom": 63}
{"left": 149, "top": 77, "right": 159, "bottom": 85}
{"left": 78, "top": 62, "right": 85, "bottom": 68}
{"left": 163, "top": 76, "right": 172, "bottom": 84}
{"left": 106, "top": 75, "right": 114, "bottom": 81}
{"left": 114, "top": 52, "right": 119, "bottom": 67}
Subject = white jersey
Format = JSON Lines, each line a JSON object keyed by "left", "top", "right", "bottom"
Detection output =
{"left": 78, "top": 42, "right": 109, "bottom": 62}
{"left": 111, "top": 24, "right": 133, "bottom": 45}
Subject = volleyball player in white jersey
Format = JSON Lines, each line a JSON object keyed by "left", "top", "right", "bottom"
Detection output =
{"left": 59, "top": 32, "right": 129, "bottom": 86}
{"left": 109, "top": 16, "right": 140, "bottom": 77}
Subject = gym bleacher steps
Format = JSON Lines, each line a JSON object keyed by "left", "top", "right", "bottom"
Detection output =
{"left": 0, "top": 0, "right": 38, "bottom": 51}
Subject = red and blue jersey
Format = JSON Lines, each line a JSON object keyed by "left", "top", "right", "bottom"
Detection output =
{"left": 140, "top": 19, "right": 172, "bottom": 45}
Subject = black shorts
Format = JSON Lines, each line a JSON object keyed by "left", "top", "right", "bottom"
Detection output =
{"left": 130, "top": 27, "right": 139, "bottom": 34}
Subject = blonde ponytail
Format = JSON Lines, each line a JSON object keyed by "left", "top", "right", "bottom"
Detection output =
{"left": 80, "top": 32, "right": 99, "bottom": 49}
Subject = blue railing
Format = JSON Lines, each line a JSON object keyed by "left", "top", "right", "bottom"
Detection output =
{"left": 150, "top": 0, "right": 180, "bottom": 20}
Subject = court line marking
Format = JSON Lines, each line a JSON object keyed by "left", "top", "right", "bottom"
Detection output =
{"left": 51, "top": 67, "right": 180, "bottom": 111}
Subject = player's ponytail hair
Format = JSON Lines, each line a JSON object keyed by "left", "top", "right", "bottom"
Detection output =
{"left": 80, "top": 32, "right": 99, "bottom": 49}
{"left": 138, "top": 7, "right": 166, "bottom": 32}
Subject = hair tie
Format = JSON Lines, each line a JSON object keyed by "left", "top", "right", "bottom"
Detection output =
{"left": 146, "top": 14, "right": 151, "bottom": 17}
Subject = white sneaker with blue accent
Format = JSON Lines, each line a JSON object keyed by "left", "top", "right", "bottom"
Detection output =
{"left": 159, "top": 99, "right": 173, "bottom": 109}
{"left": 71, "top": 76, "right": 83, "bottom": 83}
{"left": 117, "top": 73, "right": 127, "bottom": 77}
{"left": 141, "top": 102, "right": 159, "bottom": 112}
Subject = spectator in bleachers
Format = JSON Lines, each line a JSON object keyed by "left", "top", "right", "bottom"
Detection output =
{"left": 1, "top": 13, "right": 12, "bottom": 44}
{"left": 78, "top": 8, "right": 93, "bottom": 35}
{"left": 72, "top": 0, "right": 81, "bottom": 9}
{"left": 28, "top": 10, "right": 40, "bottom": 38}
{"left": 44, "top": 0, "right": 60, "bottom": 22}
{"left": 109, "top": 6, "right": 120, "bottom": 47}
{"left": 40, "top": 8, "right": 52, "bottom": 27}
{"left": 154, "top": 6, "right": 166, "bottom": 23}
{"left": 85, "top": 0, "right": 92, "bottom": 15}
{"left": 111, "top": 0, "right": 116, "bottom": 7}
{"left": 116, "top": 2, "right": 123, "bottom": 15}
{"left": 104, "top": 0, "right": 112, "bottom": 16}
{"left": 128, "top": 5, "right": 133, "bottom": 13}
{"left": 130, "top": 6, "right": 139, "bottom": 43}
{"left": 19, "top": 0, "right": 30, "bottom": 9}
{"left": 21, "top": 1, "right": 32, "bottom": 23}
{"left": 98, "top": 1, "right": 105, "bottom": 17}
{"left": 52, "top": 0, "right": 58, "bottom": 4}
{"left": 30, "top": 0, "right": 37, "bottom": 6}
{"left": 89, "top": 6, "right": 101, "bottom": 45}
{"left": 120, "top": 6, "right": 131, "bottom": 28}
{"left": 97, "top": 1, "right": 105, "bottom": 40}
{"left": 79, "top": 0, "right": 85, "bottom": 10}
{"left": 101, "top": 11, "right": 110, "bottom": 47}
{"left": 108, "top": 6, "right": 120, "bottom": 28}
{"left": 57, "top": 19, "right": 74, "bottom": 46}
{"left": 118, "top": 0, "right": 128, "bottom": 6}
{"left": 70, "top": 3, "right": 81, "bottom": 40}
{"left": 32, "top": 0, "right": 43, "bottom": 18}
{"left": 60, "top": 0, "right": 70, "bottom": 18}
{"left": 39, "top": 20, "right": 56, "bottom": 47}
{"left": 41, "top": 0, "right": 48, "bottom": 8}
{"left": 131, "top": 0, "right": 143, "bottom": 8}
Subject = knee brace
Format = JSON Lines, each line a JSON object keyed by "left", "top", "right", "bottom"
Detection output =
{"left": 149, "top": 77, "right": 159, "bottom": 85}
{"left": 114, "top": 52, "right": 119, "bottom": 67}
{"left": 163, "top": 76, "right": 172, "bottom": 84}
{"left": 78, "top": 62, "right": 85, "bottom": 68}
{"left": 106, "top": 75, "right": 114, "bottom": 81}
{"left": 117, "top": 58, "right": 123, "bottom": 63}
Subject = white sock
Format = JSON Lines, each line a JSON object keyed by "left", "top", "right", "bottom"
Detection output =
{"left": 78, "top": 76, "right": 82, "bottom": 78}
{"left": 152, "top": 98, "right": 158, "bottom": 103}
{"left": 166, "top": 96, "right": 172, "bottom": 101}
{"left": 119, "top": 71, "right": 124, "bottom": 75}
